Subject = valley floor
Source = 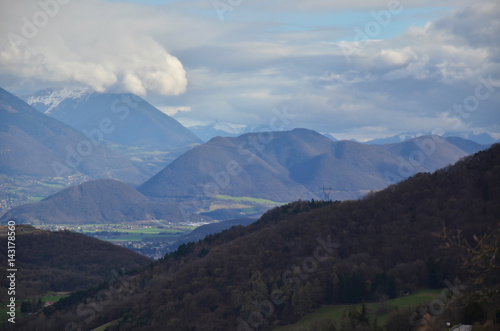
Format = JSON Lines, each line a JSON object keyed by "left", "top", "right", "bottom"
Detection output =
{"left": 35, "top": 223, "right": 198, "bottom": 260}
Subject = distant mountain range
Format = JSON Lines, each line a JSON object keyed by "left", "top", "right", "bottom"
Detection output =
{"left": 1, "top": 85, "right": 493, "bottom": 223}
{"left": 19, "top": 87, "right": 497, "bottom": 150}
{"left": 1, "top": 179, "right": 206, "bottom": 225}
{"left": 5, "top": 129, "right": 485, "bottom": 225}
{"left": 139, "top": 128, "right": 487, "bottom": 202}
{"left": 22, "top": 88, "right": 202, "bottom": 150}
{"left": 187, "top": 120, "right": 252, "bottom": 142}
{"left": 187, "top": 120, "right": 342, "bottom": 143}
{"left": 366, "top": 130, "right": 498, "bottom": 145}
{"left": 180, "top": 118, "right": 497, "bottom": 145}
{"left": 0, "top": 87, "right": 146, "bottom": 183}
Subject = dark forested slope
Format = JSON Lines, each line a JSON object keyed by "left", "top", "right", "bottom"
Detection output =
{"left": 16, "top": 144, "right": 500, "bottom": 330}
{"left": 0, "top": 225, "right": 151, "bottom": 302}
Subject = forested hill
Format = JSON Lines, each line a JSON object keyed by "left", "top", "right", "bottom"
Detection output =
{"left": 16, "top": 144, "right": 500, "bottom": 330}
{"left": 0, "top": 225, "right": 151, "bottom": 302}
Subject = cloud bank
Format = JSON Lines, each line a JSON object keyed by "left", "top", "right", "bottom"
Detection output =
{"left": 169, "top": 0, "right": 500, "bottom": 140}
{"left": 1, "top": 0, "right": 498, "bottom": 140}
{"left": 0, "top": 0, "right": 187, "bottom": 96}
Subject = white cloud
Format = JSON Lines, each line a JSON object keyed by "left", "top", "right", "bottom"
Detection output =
{"left": 157, "top": 105, "right": 191, "bottom": 116}
{"left": 0, "top": 0, "right": 187, "bottom": 96}
{"left": 220, "top": 0, "right": 470, "bottom": 13}
{"left": 379, "top": 48, "right": 415, "bottom": 66}
{"left": 1, "top": 0, "right": 498, "bottom": 140}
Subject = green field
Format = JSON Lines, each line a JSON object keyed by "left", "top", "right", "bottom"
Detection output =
{"left": 41, "top": 293, "right": 70, "bottom": 303}
{"left": 0, "top": 292, "right": 69, "bottom": 324}
{"left": 90, "top": 320, "right": 119, "bottom": 331}
{"left": 241, "top": 206, "right": 260, "bottom": 215}
{"left": 28, "top": 196, "right": 45, "bottom": 202}
{"left": 39, "top": 182, "right": 65, "bottom": 189}
{"left": 103, "top": 231, "right": 185, "bottom": 242}
{"left": 216, "top": 195, "right": 284, "bottom": 205}
{"left": 274, "top": 289, "right": 442, "bottom": 331}
{"left": 80, "top": 225, "right": 192, "bottom": 235}
{"left": 38, "top": 224, "right": 196, "bottom": 242}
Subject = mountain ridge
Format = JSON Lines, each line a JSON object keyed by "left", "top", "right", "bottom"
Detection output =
{"left": 139, "top": 128, "right": 484, "bottom": 202}
{"left": 0, "top": 87, "right": 146, "bottom": 183}
{"left": 22, "top": 88, "right": 202, "bottom": 150}
{"left": 366, "top": 130, "right": 498, "bottom": 145}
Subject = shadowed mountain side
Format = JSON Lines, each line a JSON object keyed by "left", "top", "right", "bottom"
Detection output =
{"left": 289, "top": 152, "right": 392, "bottom": 200}
{"left": 243, "top": 128, "right": 338, "bottom": 169}
{"left": 0, "top": 179, "right": 204, "bottom": 225}
{"left": 289, "top": 139, "right": 407, "bottom": 199}
{"left": 139, "top": 129, "right": 480, "bottom": 202}
{"left": 17, "top": 144, "right": 500, "bottom": 331}
{"left": 139, "top": 134, "right": 315, "bottom": 202}
{"left": 0, "top": 126, "right": 64, "bottom": 176}
{"left": 444, "top": 136, "right": 490, "bottom": 154}
{"left": 25, "top": 89, "right": 202, "bottom": 150}
{"left": 379, "top": 135, "right": 469, "bottom": 171}
{"left": 0, "top": 225, "right": 151, "bottom": 301}
{"left": 0, "top": 87, "right": 146, "bottom": 184}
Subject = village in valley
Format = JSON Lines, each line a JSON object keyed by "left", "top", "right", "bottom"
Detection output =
{"left": 35, "top": 221, "right": 209, "bottom": 260}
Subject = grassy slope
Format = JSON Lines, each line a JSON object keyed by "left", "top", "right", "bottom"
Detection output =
{"left": 273, "top": 289, "right": 442, "bottom": 330}
{"left": 216, "top": 194, "right": 284, "bottom": 205}
{"left": 0, "top": 292, "right": 69, "bottom": 324}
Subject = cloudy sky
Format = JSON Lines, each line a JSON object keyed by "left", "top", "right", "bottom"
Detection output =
{"left": 0, "top": 0, "right": 499, "bottom": 140}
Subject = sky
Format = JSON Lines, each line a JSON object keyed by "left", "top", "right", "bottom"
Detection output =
{"left": 0, "top": 0, "right": 499, "bottom": 141}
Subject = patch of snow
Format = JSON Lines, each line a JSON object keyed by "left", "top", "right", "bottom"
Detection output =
{"left": 212, "top": 120, "right": 248, "bottom": 134}
{"left": 25, "top": 87, "right": 94, "bottom": 114}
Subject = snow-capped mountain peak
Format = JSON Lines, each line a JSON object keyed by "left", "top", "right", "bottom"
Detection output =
{"left": 212, "top": 120, "right": 248, "bottom": 135}
{"left": 24, "top": 87, "right": 94, "bottom": 114}
{"left": 366, "top": 130, "right": 498, "bottom": 145}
